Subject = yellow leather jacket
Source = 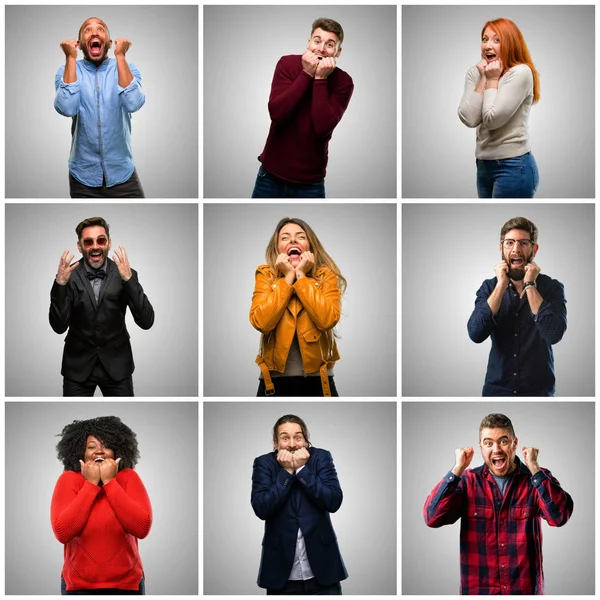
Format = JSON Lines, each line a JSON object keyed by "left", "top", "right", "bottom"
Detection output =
{"left": 250, "top": 264, "right": 341, "bottom": 395}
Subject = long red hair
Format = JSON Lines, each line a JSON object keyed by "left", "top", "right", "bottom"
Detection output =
{"left": 482, "top": 18, "right": 540, "bottom": 103}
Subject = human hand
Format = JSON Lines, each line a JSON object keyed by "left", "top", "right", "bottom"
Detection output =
{"left": 56, "top": 250, "right": 80, "bottom": 285}
{"left": 60, "top": 40, "right": 79, "bottom": 59}
{"left": 524, "top": 261, "right": 540, "bottom": 284}
{"left": 315, "top": 56, "right": 336, "bottom": 79}
{"left": 301, "top": 50, "right": 320, "bottom": 77}
{"left": 295, "top": 251, "right": 315, "bottom": 278}
{"left": 522, "top": 446, "right": 540, "bottom": 475}
{"left": 79, "top": 459, "right": 101, "bottom": 485}
{"left": 292, "top": 447, "right": 310, "bottom": 470}
{"left": 484, "top": 59, "right": 503, "bottom": 80}
{"left": 277, "top": 449, "right": 295, "bottom": 474}
{"left": 113, "top": 38, "right": 131, "bottom": 57}
{"left": 476, "top": 57, "right": 488, "bottom": 77}
{"left": 452, "top": 446, "right": 474, "bottom": 476}
{"left": 113, "top": 245, "right": 132, "bottom": 281}
{"left": 275, "top": 253, "right": 295, "bottom": 276}
{"left": 99, "top": 457, "right": 122, "bottom": 484}
{"left": 494, "top": 260, "right": 509, "bottom": 287}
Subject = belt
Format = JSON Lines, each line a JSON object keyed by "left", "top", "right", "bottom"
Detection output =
{"left": 256, "top": 355, "right": 332, "bottom": 397}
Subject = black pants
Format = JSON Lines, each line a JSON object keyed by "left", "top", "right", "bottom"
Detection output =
{"left": 257, "top": 376, "right": 338, "bottom": 397}
{"left": 267, "top": 579, "right": 342, "bottom": 595}
{"left": 63, "top": 359, "right": 134, "bottom": 397}
{"left": 61, "top": 575, "right": 145, "bottom": 595}
{"left": 69, "top": 169, "right": 145, "bottom": 198}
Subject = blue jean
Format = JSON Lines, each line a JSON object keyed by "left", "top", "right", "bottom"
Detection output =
{"left": 251, "top": 165, "right": 325, "bottom": 198}
{"left": 476, "top": 152, "right": 539, "bottom": 198}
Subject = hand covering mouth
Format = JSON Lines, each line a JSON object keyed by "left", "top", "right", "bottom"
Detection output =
{"left": 287, "top": 246, "right": 302, "bottom": 257}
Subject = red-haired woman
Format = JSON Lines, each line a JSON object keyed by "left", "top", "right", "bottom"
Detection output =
{"left": 250, "top": 218, "right": 346, "bottom": 397}
{"left": 458, "top": 18, "right": 540, "bottom": 198}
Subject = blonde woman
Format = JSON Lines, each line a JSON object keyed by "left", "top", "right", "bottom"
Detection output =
{"left": 250, "top": 218, "right": 346, "bottom": 396}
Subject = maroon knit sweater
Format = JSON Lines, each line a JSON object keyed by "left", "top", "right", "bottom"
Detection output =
{"left": 259, "top": 54, "right": 354, "bottom": 184}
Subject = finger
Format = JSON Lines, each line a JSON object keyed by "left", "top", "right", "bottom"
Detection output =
{"left": 68, "top": 261, "right": 80, "bottom": 272}
{"left": 116, "top": 457, "right": 122, "bottom": 465}
{"left": 79, "top": 460, "right": 84, "bottom": 468}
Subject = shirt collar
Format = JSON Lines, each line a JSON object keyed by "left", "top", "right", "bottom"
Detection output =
{"left": 81, "top": 57, "right": 111, "bottom": 72}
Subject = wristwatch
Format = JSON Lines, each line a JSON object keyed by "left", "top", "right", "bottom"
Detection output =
{"left": 523, "top": 281, "right": 536, "bottom": 291}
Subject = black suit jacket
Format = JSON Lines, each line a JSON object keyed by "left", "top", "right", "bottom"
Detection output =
{"left": 251, "top": 447, "right": 348, "bottom": 590}
{"left": 49, "top": 258, "right": 154, "bottom": 382}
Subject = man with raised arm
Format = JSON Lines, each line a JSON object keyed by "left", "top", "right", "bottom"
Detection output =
{"left": 54, "top": 17, "right": 146, "bottom": 197}
{"left": 424, "top": 413, "right": 573, "bottom": 595}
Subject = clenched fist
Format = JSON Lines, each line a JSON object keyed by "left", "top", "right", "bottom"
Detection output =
{"left": 60, "top": 40, "right": 80, "bottom": 59}
{"left": 315, "top": 56, "right": 336, "bottom": 79}
{"left": 114, "top": 38, "right": 132, "bottom": 57}
{"left": 522, "top": 446, "right": 540, "bottom": 475}
{"left": 452, "top": 446, "right": 475, "bottom": 477}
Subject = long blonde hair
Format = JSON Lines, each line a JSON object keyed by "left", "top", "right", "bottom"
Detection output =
{"left": 265, "top": 217, "right": 347, "bottom": 294}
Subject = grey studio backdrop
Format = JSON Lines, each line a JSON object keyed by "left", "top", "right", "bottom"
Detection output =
{"left": 204, "top": 402, "right": 397, "bottom": 595}
{"left": 402, "top": 204, "right": 594, "bottom": 397}
{"left": 5, "top": 401, "right": 198, "bottom": 595}
{"left": 203, "top": 203, "right": 397, "bottom": 396}
{"left": 402, "top": 5, "right": 594, "bottom": 198}
{"left": 5, "top": 5, "right": 198, "bottom": 198}
{"left": 402, "top": 402, "right": 594, "bottom": 595}
{"left": 5, "top": 204, "right": 198, "bottom": 396}
{"left": 204, "top": 5, "right": 396, "bottom": 199}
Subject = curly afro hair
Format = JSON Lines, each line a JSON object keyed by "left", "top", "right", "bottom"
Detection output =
{"left": 56, "top": 416, "right": 140, "bottom": 472}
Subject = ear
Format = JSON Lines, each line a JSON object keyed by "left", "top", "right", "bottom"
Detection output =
{"left": 513, "top": 436, "right": 519, "bottom": 450}
{"left": 533, "top": 244, "right": 539, "bottom": 257}
{"left": 77, "top": 240, "right": 82, "bottom": 254}
{"left": 108, "top": 39, "right": 113, "bottom": 50}
{"left": 335, "top": 45, "right": 343, "bottom": 59}
{"left": 108, "top": 237, "right": 112, "bottom": 251}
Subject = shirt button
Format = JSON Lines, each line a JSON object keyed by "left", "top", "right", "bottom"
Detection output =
{"left": 513, "top": 372, "right": 517, "bottom": 376}
{"left": 501, "top": 564, "right": 505, "bottom": 569}
{"left": 501, "top": 543, "right": 505, "bottom": 547}
{"left": 515, "top": 312, "right": 519, "bottom": 316}
{"left": 514, "top": 333, "right": 518, "bottom": 337}
{"left": 513, "top": 354, "right": 517, "bottom": 357}
{"left": 513, "top": 391, "right": 517, "bottom": 394}
{"left": 503, "top": 585, "right": 507, "bottom": 590}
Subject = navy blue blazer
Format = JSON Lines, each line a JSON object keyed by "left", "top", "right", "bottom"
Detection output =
{"left": 251, "top": 447, "right": 348, "bottom": 590}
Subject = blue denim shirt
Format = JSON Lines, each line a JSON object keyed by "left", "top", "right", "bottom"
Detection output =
{"left": 54, "top": 58, "right": 145, "bottom": 187}
{"left": 467, "top": 274, "right": 567, "bottom": 396}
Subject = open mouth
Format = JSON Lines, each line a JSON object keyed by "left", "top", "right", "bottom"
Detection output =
{"left": 94, "top": 457, "right": 105, "bottom": 463}
{"left": 491, "top": 456, "right": 507, "bottom": 470}
{"left": 287, "top": 247, "right": 302, "bottom": 257}
{"left": 485, "top": 52, "right": 497, "bottom": 62}
{"left": 510, "top": 258, "right": 524, "bottom": 268}
{"left": 89, "top": 251, "right": 103, "bottom": 263}
{"left": 89, "top": 38, "right": 103, "bottom": 57}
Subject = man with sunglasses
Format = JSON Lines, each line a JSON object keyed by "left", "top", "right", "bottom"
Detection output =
{"left": 467, "top": 217, "right": 566, "bottom": 396}
{"left": 49, "top": 217, "right": 154, "bottom": 396}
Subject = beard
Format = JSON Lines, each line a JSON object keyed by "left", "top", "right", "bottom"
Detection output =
{"left": 80, "top": 40, "right": 110, "bottom": 65}
{"left": 503, "top": 250, "right": 531, "bottom": 281}
{"left": 82, "top": 247, "right": 108, "bottom": 269}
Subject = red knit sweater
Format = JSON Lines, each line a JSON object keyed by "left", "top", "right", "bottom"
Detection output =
{"left": 259, "top": 54, "right": 354, "bottom": 184}
{"left": 51, "top": 469, "right": 152, "bottom": 591}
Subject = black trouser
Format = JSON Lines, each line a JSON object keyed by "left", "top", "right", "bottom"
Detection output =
{"left": 267, "top": 579, "right": 342, "bottom": 595}
{"left": 61, "top": 575, "right": 145, "bottom": 595}
{"left": 256, "top": 376, "right": 338, "bottom": 397}
{"left": 69, "top": 169, "right": 145, "bottom": 198}
{"left": 63, "top": 359, "right": 134, "bottom": 397}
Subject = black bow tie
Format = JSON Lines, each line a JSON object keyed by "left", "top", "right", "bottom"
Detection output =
{"left": 86, "top": 270, "right": 106, "bottom": 281}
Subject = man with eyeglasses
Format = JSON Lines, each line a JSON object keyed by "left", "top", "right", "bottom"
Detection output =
{"left": 467, "top": 217, "right": 566, "bottom": 396}
{"left": 49, "top": 216, "right": 154, "bottom": 396}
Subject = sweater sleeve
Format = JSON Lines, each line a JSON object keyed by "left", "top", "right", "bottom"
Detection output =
{"left": 481, "top": 65, "right": 533, "bottom": 130}
{"left": 249, "top": 266, "right": 294, "bottom": 333}
{"left": 293, "top": 268, "right": 341, "bottom": 331}
{"left": 458, "top": 66, "right": 483, "bottom": 128}
{"left": 51, "top": 472, "right": 102, "bottom": 544}
{"left": 267, "top": 57, "right": 313, "bottom": 125}
{"left": 102, "top": 470, "right": 153, "bottom": 539}
{"left": 310, "top": 74, "right": 354, "bottom": 138}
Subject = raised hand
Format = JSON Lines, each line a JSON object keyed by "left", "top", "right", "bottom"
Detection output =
{"left": 60, "top": 40, "right": 79, "bottom": 59}
{"left": 524, "top": 261, "right": 540, "bottom": 284}
{"left": 99, "top": 457, "right": 122, "bottom": 484}
{"left": 277, "top": 449, "right": 295, "bottom": 474}
{"left": 315, "top": 56, "right": 336, "bottom": 80}
{"left": 113, "top": 245, "right": 132, "bottom": 281}
{"left": 295, "top": 251, "right": 315, "bottom": 278}
{"left": 292, "top": 447, "right": 310, "bottom": 470}
{"left": 494, "top": 260, "right": 509, "bottom": 287}
{"left": 452, "top": 446, "right": 475, "bottom": 477}
{"left": 301, "top": 49, "right": 320, "bottom": 77}
{"left": 275, "top": 253, "right": 295, "bottom": 276}
{"left": 113, "top": 38, "right": 132, "bottom": 57}
{"left": 476, "top": 57, "right": 488, "bottom": 77}
{"left": 484, "top": 59, "right": 503, "bottom": 80}
{"left": 79, "top": 459, "right": 101, "bottom": 485}
{"left": 522, "top": 446, "right": 540, "bottom": 475}
{"left": 56, "top": 250, "right": 80, "bottom": 285}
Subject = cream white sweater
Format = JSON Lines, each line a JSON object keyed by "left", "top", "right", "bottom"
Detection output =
{"left": 458, "top": 63, "right": 534, "bottom": 160}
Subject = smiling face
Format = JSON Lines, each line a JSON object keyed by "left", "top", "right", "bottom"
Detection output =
{"left": 479, "top": 427, "right": 518, "bottom": 477}
{"left": 307, "top": 27, "right": 342, "bottom": 59}
{"left": 84, "top": 435, "right": 115, "bottom": 464}
{"left": 481, "top": 26, "right": 501, "bottom": 63}
{"left": 277, "top": 222, "right": 311, "bottom": 269}
{"left": 79, "top": 18, "right": 111, "bottom": 65}
{"left": 77, "top": 225, "right": 111, "bottom": 270}
{"left": 500, "top": 228, "right": 537, "bottom": 281}
{"left": 275, "top": 422, "right": 308, "bottom": 452}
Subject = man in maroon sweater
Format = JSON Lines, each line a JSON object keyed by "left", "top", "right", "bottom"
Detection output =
{"left": 252, "top": 18, "right": 354, "bottom": 198}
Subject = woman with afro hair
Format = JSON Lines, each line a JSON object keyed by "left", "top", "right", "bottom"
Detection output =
{"left": 51, "top": 416, "right": 152, "bottom": 595}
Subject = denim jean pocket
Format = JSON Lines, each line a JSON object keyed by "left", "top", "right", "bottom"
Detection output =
{"left": 496, "top": 156, "right": 523, "bottom": 168}
{"left": 257, "top": 164, "right": 268, "bottom": 178}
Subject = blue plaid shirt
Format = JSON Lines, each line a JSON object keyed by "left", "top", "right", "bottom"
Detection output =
{"left": 54, "top": 58, "right": 145, "bottom": 187}
{"left": 467, "top": 274, "right": 567, "bottom": 396}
